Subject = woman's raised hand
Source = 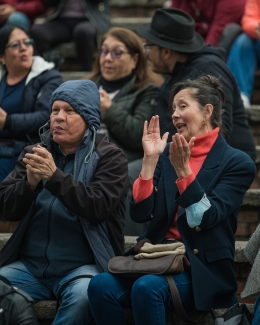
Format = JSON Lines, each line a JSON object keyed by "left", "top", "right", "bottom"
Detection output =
{"left": 142, "top": 116, "right": 169, "bottom": 158}
{"left": 140, "top": 116, "right": 169, "bottom": 180}
{"left": 169, "top": 134, "right": 195, "bottom": 179}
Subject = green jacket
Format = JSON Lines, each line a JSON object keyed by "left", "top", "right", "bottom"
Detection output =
{"left": 96, "top": 76, "right": 159, "bottom": 162}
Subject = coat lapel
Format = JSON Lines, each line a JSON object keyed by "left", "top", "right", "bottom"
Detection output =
{"left": 160, "top": 153, "right": 179, "bottom": 223}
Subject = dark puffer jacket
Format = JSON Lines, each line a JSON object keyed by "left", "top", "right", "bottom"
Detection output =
{"left": 154, "top": 45, "right": 256, "bottom": 161}
{"left": 0, "top": 56, "right": 63, "bottom": 144}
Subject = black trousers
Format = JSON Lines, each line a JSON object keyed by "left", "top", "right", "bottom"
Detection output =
{"left": 30, "top": 18, "right": 97, "bottom": 71}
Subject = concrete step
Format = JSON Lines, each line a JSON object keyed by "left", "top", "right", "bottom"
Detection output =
{"left": 109, "top": 0, "right": 165, "bottom": 7}
{"left": 256, "top": 145, "right": 260, "bottom": 164}
{"left": 242, "top": 189, "right": 260, "bottom": 207}
{"left": 111, "top": 16, "right": 152, "bottom": 30}
{"left": 35, "top": 303, "right": 254, "bottom": 325}
{"left": 60, "top": 71, "right": 87, "bottom": 81}
{"left": 246, "top": 105, "right": 260, "bottom": 122}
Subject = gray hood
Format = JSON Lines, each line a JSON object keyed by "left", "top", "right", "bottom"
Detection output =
{"left": 49, "top": 80, "right": 100, "bottom": 131}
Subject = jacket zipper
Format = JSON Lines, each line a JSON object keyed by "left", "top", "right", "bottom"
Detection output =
{"left": 43, "top": 196, "right": 56, "bottom": 278}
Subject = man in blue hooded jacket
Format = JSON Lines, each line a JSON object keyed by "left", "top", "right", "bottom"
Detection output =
{"left": 0, "top": 80, "right": 129, "bottom": 325}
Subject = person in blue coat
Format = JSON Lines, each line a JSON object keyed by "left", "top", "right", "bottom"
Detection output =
{"left": 0, "top": 25, "right": 62, "bottom": 182}
{"left": 88, "top": 75, "right": 256, "bottom": 325}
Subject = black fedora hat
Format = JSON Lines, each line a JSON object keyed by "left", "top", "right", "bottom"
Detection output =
{"left": 136, "top": 8, "right": 204, "bottom": 53}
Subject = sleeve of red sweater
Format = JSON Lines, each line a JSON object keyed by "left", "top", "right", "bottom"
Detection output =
{"left": 133, "top": 172, "right": 195, "bottom": 203}
{"left": 132, "top": 176, "right": 153, "bottom": 203}
{"left": 242, "top": 0, "right": 260, "bottom": 39}
{"left": 205, "top": 0, "right": 245, "bottom": 46}
{"left": 176, "top": 173, "right": 195, "bottom": 195}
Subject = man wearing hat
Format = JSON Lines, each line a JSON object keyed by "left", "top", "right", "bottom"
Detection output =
{"left": 0, "top": 80, "right": 129, "bottom": 325}
{"left": 126, "top": 8, "right": 256, "bottom": 237}
{"left": 136, "top": 8, "right": 256, "bottom": 161}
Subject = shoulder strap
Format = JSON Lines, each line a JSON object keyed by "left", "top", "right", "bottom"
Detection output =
{"left": 165, "top": 275, "right": 204, "bottom": 323}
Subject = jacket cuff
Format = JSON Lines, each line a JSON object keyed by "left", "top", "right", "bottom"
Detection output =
{"left": 44, "top": 168, "right": 63, "bottom": 190}
{"left": 175, "top": 179, "right": 204, "bottom": 208}
{"left": 3, "top": 114, "right": 11, "bottom": 130}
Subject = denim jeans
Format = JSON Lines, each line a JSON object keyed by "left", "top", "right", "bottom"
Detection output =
{"left": 0, "top": 260, "right": 100, "bottom": 325}
{"left": 0, "top": 156, "right": 19, "bottom": 183}
{"left": 252, "top": 295, "right": 260, "bottom": 325}
{"left": 88, "top": 271, "right": 194, "bottom": 325}
{"left": 227, "top": 33, "right": 260, "bottom": 98}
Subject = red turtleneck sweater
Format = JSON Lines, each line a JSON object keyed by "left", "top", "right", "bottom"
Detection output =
{"left": 133, "top": 128, "right": 219, "bottom": 240}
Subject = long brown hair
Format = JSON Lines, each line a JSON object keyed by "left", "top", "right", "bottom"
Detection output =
{"left": 87, "top": 27, "right": 153, "bottom": 89}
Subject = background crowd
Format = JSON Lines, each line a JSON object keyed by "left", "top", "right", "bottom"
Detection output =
{"left": 0, "top": 0, "right": 259, "bottom": 324}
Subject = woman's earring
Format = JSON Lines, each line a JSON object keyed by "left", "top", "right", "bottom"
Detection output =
{"left": 203, "top": 118, "right": 208, "bottom": 125}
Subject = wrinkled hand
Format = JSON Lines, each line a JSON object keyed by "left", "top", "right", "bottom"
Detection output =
{"left": 23, "top": 145, "right": 57, "bottom": 186}
{"left": 0, "top": 4, "right": 16, "bottom": 20}
{"left": 142, "top": 115, "right": 168, "bottom": 158}
{"left": 169, "top": 134, "right": 195, "bottom": 179}
{"left": 99, "top": 89, "right": 112, "bottom": 117}
{"left": 0, "top": 107, "right": 7, "bottom": 130}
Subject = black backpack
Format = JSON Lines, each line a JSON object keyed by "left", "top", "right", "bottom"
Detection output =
{"left": 0, "top": 275, "right": 37, "bottom": 325}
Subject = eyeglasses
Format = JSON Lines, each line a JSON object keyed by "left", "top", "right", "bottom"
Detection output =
{"left": 143, "top": 43, "right": 157, "bottom": 53}
{"left": 99, "top": 48, "right": 131, "bottom": 59}
{"left": 5, "top": 39, "right": 34, "bottom": 50}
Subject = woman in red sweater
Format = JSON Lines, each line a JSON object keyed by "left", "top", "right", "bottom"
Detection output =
{"left": 88, "top": 75, "right": 256, "bottom": 325}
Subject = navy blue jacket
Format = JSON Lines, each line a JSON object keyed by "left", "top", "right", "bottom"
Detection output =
{"left": 130, "top": 133, "right": 256, "bottom": 311}
{"left": 0, "top": 56, "right": 63, "bottom": 144}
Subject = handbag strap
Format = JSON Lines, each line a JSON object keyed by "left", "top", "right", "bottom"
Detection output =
{"left": 165, "top": 275, "right": 204, "bottom": 323}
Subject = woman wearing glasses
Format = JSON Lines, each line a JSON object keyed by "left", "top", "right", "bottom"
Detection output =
{"left": 87, "top": 27, "right": 160, "bottom": 164}
{"left": 0, "top": 25, "right": 62, "bottom": 182}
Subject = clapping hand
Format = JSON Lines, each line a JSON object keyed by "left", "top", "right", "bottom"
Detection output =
{"left": 142, "top": 115, "right": 169, "bottom": 157}
{"left": 169, "top": 134, "right": 195, "bottom": 179}
{"left": 0, "top": 107, "right": 7, "bottom": 130}
{"left": 99, "top": 89, "right": 112, "bottom": 117}
{"left": 140, "top": 116, "right": 169, "bottom": 179}
{"left": 23, "top": 145, "right": 57, "bottom": 189}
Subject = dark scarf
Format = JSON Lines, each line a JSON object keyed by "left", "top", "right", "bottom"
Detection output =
{"left": 100, "top": 72, "right": 134, "bottom": 93}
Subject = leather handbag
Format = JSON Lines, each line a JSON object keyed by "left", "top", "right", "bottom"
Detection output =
{"left": 108, "top": 239, "right": 203, "bottom": 323}
{"left": 108, "top": 253, "right": 190, "bottom": 277}
{"left": 108, "top": 238, "right": 190, "bottom": 277}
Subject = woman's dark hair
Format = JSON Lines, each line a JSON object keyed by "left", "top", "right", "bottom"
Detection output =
{"left": 87, "top": 27, "right": 153, "bottom": 89}
{"left": 170, "top": 75, "right": 226, "bottom": 136}
{"left": 0, "top": 25, "right": 29, "bottom": 54}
